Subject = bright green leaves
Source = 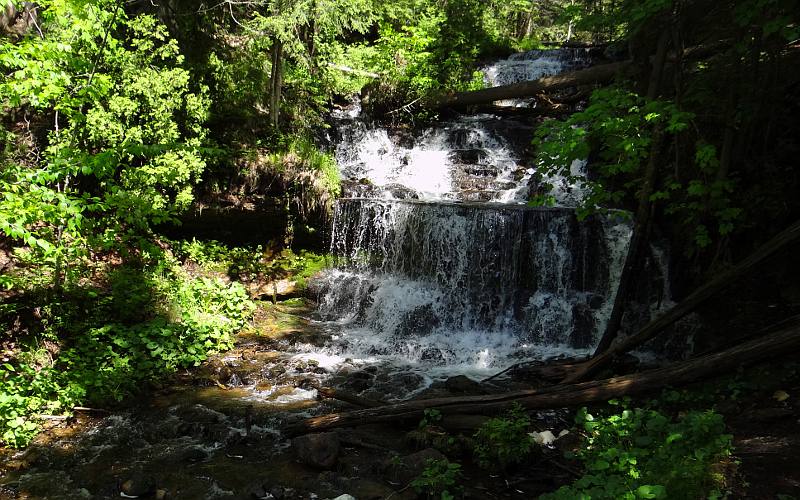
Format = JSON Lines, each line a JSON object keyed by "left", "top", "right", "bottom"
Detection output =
{"left": 0, "top": 263, "right": 255, "bottom": 448}
{"left": 0, "top": 362, "right": 78, "bottom": 447}
{"left": 532, "top": 86, "right": 741, "bottom": 253}
{"left": 0, "top": 2, "right": 211, "bottom": 283}
{"left": 532, "top": 87, "right": 677, "bottom": 215}
{"left": 544, "top": 403, "right": 732, "bottom": 500}
{"left": 410, "top": 458, "right": 463, "bottom": 500}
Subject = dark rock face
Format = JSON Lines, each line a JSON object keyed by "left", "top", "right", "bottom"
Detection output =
{"left": 570, "top": 303, "right": 596, "bottom": 349}
{"left": 292, "top": 432, "right": 341, "bottom": 469}
{"left": 444, "top": 375, "right": 482, "bottom": 394}
{"left": 448, "top": 148, "right": 488, "bottom": 165}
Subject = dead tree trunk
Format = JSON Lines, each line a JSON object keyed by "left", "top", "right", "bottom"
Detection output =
{"left": 434, "top": 61, "right": 631, "bottom": 108}
{"left": 594, "top": 28, "right": 671, "bottom": 355}
{"left": 286, "top": 320, "right": 800, "bottom": 435}
{"left": 562, "top": 219, "right": 800, "bottom": 383}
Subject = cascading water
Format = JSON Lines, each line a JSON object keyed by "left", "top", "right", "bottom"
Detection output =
{"left": 309, "top": 48, "right": 640, "bottom": 381}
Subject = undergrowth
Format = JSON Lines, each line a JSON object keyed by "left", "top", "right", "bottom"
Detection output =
{"left": 171, "top": 238, "right": 328, "bottom": 288}
{"left": 0, "top": 252, "right": 255, "bottom": 447}
{"left": 472, "top": 403, "right": 534, "bottom": 470}
{"left": 543, "top": 400, "right": 733, "bottom": 499}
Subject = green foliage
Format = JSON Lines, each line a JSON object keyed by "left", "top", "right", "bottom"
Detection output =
{"left": 472, "top": 403, "right": 534, "bottom": 470}
{"left": 0, "top": 261, "right": 255, "bottom": 448}
{"left": 278, "top": 136, "right": 341, "bottom": 200}
{"left": 532, "top": 86, "right": 740, "bottom": 253}
{"left": 0, "top": 1, "right": 211, "bottom": 292}
{"left": 363, "top": 0, "right": 501, "bottom": 106}
{"left": 171, "top": 239, "right": 329, "bottom": 287}
{"left": 411, "top": 458, "right": 463, "bottom": 500}
{"left": 542, "top": 402, "right": 732, "bottom": 500}
{"left": 0, "top": 363, "right": 78, "bottom": 447}
{"left": 419, "top": 408, "right": 443, "bottom": 428}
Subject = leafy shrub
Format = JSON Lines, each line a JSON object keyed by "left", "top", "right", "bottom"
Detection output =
{"left": 411, "top": 458, "right": 463, "bottom": 500}
{"left": 542, "top": 403, "right": 733, "bottom": 499}
{"left": 532, "top": 86, "right": 740, "bottom": 254}
{"left": 171, "top": 239, "right": 329, "bottom": 288}
{"left": 472, "top": 403, "right": 534, "bottom": 470}
{"left": 0, "top": 363, "right": 80, "bottom": 447}
{"left": 0, "top": 264, "right": 255, "bottom": 447}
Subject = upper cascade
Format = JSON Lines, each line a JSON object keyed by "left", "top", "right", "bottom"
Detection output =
{"left": 482, "top": 47, "right": 593, "bottom": 107}
{"left": 330, "top": 48, "right": 595, "bottom": 205}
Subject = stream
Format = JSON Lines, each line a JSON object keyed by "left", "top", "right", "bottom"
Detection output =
{"left": 0, "top": 49, "right": 670, "bottom": 500}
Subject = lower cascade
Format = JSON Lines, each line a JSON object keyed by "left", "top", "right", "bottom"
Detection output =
{"left": 310, "top": 199, "right": 633, "bottom": 373}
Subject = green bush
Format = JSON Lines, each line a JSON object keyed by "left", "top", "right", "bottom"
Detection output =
{"left": 542, "top": 402, "right": 732, "bottom": 499}
{"left": 0, "top": 363, "right": 79, "bottom": 447}
{"left": 411, "top": 458, "right": 463, "bottom": 500}
{"left": 0, "top": 264, "right": 255, "bottom": 447}
{"left": 472, "top": 403, "right": 534, "bottom": 470}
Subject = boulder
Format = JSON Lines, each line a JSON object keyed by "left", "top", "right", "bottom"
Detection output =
{"left": 292, "top": 432, "right": 341, "bottom": 469}
{"left": 120, "top": 470, "right": 156, "bottom": 497}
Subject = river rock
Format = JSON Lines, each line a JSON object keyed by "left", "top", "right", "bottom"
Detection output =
{"left": 343, "top": 370, "right": 374, "bottom": 392}
{"left": 258, "top": 279, "right": 300, "bottom": 301}
{"left": 388, "top": 448, "right": 447, "bottom": 484}
{"left": 292, "top": 432, "right": 341, "bottom": 469}
{"left": 180, "top": 445, "right": 210, "bottom": 463}
{"left": 120, "top": 470, "right": 156, "bottom": 497}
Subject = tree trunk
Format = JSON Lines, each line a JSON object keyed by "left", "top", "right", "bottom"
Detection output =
{"left": 593, "top": 129, "right": 663, "bottom": 355}
{"left": 434, "top": 61, "right": 631, "bottom": 108}
{"left": 593, "top": 28, "right": 671, "bottom": 355}
{"left": 286, "top": 320, "right": 800, "bottom": 435}
{"left": 269, "top": 38, "right": 283, "bottom": 130}
{"left": 562, "top": 219, "right": 800, "bottom": 383}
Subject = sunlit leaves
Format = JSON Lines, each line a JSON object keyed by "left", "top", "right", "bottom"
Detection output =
{"left": 0, "top": 2, "right": 211, "bottom": 272}
{"left": 543, "top": 404, "right": 731, "bottom": 499}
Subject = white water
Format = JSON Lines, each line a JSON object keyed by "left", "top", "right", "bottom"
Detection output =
{"left": 310, "top": 49, "right": 657, "bottom": 383}
{"left": 309, "top": 199, "right": 633, "bottom": 378}
{"left": 335, "top": 115, "right": 527, "bottom": 202}
{"left": 482, "top": 48, "right": 592, "bottom": 107}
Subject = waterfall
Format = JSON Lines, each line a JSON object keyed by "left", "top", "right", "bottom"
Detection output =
{"left": 311, "top": 49, "right": 655, "bottom": 375}
{"left": 482, "top": 48, "right": 593, "bottom": 107}
{"left": 333, "top": 114, "right": 533, "bottom": 203}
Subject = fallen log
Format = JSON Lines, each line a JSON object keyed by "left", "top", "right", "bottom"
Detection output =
{"left": 562, "top": 219, "right": 800, "bottom": 384}
{"left": 316, "top": 386, "right": 386, "bottom": 408}
{"left": 435, "top": 61, "right": 631, "bottom": 108}
{"left": 434, "top": 42, "right": 732, "bottom": 109}
{"left": 483, "top": 356, "right": 587, "bottom": 383}
{"left": 286, "top": 320, "right": 800, "bottom": 435}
